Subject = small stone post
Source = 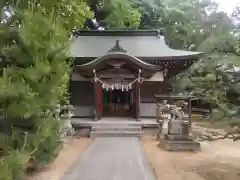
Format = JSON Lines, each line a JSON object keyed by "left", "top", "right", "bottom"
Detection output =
{"left": 188, "top": 98, "right": 192, "bottom": 133}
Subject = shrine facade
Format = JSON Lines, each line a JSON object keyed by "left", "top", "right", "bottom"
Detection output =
{"left": 69, "top": 29, "right": 202, "bottom": 120}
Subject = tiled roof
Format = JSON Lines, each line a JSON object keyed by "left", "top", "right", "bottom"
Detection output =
{"left": 70, "top": 30, "right": 202, "bottom": 60}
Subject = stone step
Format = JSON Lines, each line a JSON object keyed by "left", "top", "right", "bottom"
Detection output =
{"left": 90, "top": 131, "right": 142, "bottom": 138}
{"left": 93, "top": 123, "right": 142, "bottom": 127}
{"left": 71, "top": 118, "right": 158, "bottom": 128}
{"left": 91, "top": 126, "right": 142, "bottom": 132}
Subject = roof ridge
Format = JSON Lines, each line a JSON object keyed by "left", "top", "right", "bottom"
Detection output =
{"left": 73, "top": 29, "right": 164, "bottom": 37}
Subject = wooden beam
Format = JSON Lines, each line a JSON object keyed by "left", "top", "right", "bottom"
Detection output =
{"left": 154, "top": 94, "right": 195, "bottom": 100}
{"left": 135, "top": 82, "right": 140, "bottom": 120}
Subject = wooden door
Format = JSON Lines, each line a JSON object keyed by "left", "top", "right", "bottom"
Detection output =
{"left": 102, "top": 90, "right": 132, "bottom": 117}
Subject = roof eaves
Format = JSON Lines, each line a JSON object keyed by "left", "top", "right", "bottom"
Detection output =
{"left": 76, "top": 52, "right": 158, "bottom": 71}
{"left": 137, "top": 52, "right": 204, "bottom": 61}
{"left": 72, "top": 54, "right": 203, "bottom": 61}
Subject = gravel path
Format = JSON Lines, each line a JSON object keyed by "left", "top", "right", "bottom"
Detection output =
{"left": 61, "top": 137, "right": 156, "bottom": 180}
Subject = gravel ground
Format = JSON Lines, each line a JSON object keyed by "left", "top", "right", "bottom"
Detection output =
{"left": 142, "top": 135, "right": 240, "bottom": 180}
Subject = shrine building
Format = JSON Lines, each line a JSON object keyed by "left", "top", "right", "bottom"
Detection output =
{"left": 69, "top": 29, "right": 202, "bottom": 120}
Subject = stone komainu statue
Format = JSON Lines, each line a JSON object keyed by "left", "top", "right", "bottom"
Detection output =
{"left": 169, "top": 105, "right": 185, "bottom": 121}
{"left": 168, "top": 103, "right": 189, "bottom": 137}
{"left": 156, "top": 101, "right": 188, "bottom": 140}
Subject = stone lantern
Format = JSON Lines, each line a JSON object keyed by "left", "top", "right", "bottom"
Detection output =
{"left": 59, "top": 102, "right": 75, "bottom": 137}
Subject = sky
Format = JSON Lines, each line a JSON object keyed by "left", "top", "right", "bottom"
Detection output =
{"left": 215, "top": 0, "right": 240, "bottom": 14}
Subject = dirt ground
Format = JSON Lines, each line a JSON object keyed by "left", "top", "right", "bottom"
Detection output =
{"left": 142, "top": 135, "right": 240, "bottom": 180}
{"left": 26, "top": 137, "right": 90, "bottom": 180}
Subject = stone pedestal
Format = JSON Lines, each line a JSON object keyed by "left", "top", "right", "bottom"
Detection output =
{"left": 60, "top": 116, "right": 75, "bottom": 148}
{"left": 159, "top": 120, "right": 201, "bottom": 151}
{"left": 159, "top": 135, "right": 201, "bottom": 151}
{"left": 61, "top": 114, "right": 75, "bottom": 136}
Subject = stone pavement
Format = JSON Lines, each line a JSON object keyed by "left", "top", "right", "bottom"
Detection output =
{"left": 61, "top": 137, "right": 156, "bottom": 180}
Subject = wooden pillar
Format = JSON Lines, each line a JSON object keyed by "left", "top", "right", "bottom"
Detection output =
{"left": 188, "top": 98, "right": 192, "bottom": 132}
{"left": 93, "top": 68, "right": 102, "bottom": 121}
{"left": 135, "top": 81, "right": 140, "bottom": 121}
{"left": 94, "top": 81, "right": 102, "bottom": 120}
{"left": 93, "top": 80, "right": 98, "bottom": 120}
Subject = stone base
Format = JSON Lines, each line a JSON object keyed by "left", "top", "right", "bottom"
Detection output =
{"left": 75, "top": 127, "right": 91, "bottom": 137}
{"left": 159, "top": 136, "right": 201, "bottom": 151}
{"left": 165, "top": 134, "right": 191, "bottom": 141}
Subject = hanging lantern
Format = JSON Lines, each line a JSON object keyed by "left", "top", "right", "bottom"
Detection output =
{"left": 129, "top": 84, "right": 132, "bottom": 89}
{"left": 102, "top": 84, "right": 105, "bottom": 89}
{"left": 111, "top": 85, "right": 114, "bottom": 90}
{"left": 122, "top": 86, "right": 124, "bottom": 91}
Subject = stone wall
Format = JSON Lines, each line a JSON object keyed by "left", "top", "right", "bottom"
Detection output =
{"left": 72, "top": 106, "right": 93, "bottom": 117}
{"left": 140, "top": 103, "right": 156, "bottom": 118}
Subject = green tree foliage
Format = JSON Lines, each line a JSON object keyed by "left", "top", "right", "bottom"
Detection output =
{"left": 1, "top": 0, "right": 93, "bottom": 30}
{"left": 119, "top": 0, "right": 239, "bottom": 120}
{"left": 159, "top": 0, "right": 240, "bottom": 120}
{"left": 86, "top": 0, "right": 141, "bottom": 29}
{"left": 136, "top": 0, "right": 166, "bottom": 29}
{"left": 0, "top": 1, "right": 93, "bottom": 179}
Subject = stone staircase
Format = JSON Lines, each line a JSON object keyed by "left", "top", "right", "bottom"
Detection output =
{"left": 90, "top": 123, "right": 143, "bottom": 138}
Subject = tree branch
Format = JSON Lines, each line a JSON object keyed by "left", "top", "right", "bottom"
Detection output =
{"left": 197, "top": 126, "right": 240, "bottom": 142}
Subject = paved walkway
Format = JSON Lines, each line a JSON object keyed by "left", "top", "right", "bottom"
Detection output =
{"left": 61, "top": 137, "right": 156, "bottom": 180}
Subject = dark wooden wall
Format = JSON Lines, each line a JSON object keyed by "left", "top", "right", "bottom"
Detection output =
{"left": 140, "top": 82, "right": 166, "bottom": 103}
{"left": 69, "top": 81, "right": 94, "bottom": 117}
{"left": 69, "top": 81, "right": 169, "bottom": 118}
{"left": 69, "top": 81, "right": 94, "bottom": 105}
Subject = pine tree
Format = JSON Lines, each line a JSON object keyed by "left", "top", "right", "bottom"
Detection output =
{"left": 0, "top": 1, "right": 93, "bottom": 179}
